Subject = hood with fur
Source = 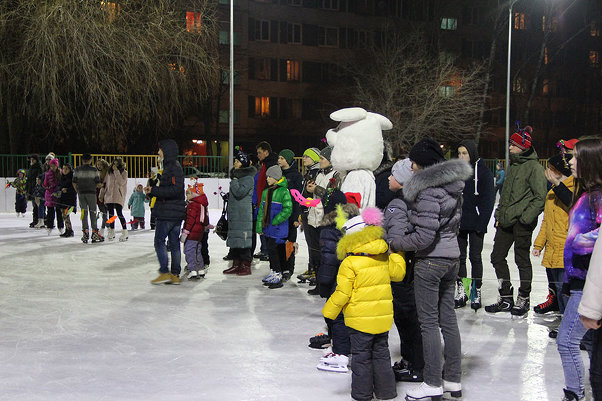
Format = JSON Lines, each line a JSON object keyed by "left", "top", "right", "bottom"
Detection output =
{"left": 336, "top": 225, "right": 388, "bottom": 260}
{"left": 232, "top": 165, "right": 257, "bottom": 179}
{"left": 403, "top": 159, "right": 473, "bottom": 202}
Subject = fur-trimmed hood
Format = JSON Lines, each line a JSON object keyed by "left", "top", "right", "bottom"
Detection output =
{"left": 320, "top": 203, "right": 360, "bottom": 227}
{"left": 336, "top": 225, "right": 388, "bottom": 260}
{"left": 232, "top": 165, "right": 257, "bottom": 179}
{"left": 403, "top": 159, "right": 473, "bottom": 202}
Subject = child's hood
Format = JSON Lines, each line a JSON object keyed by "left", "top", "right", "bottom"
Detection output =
{"left": 189, "top": 193, "right": 208, "bottom": 207}
{"left": 336, "top": 225, "right": 388, "bottom": 260}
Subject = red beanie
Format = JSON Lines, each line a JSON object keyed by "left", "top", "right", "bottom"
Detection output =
{"left": 509, "top": 126, "right": 533, "bottom": 151}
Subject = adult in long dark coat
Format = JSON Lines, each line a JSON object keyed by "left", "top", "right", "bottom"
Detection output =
{"left": 26, "top": 154, "right": 43, "bottom": 227}
{"left": 455, "top": 140, "right": 495, "bottom": 310}
{"left": 223, "top": 149, "right": 257, "bottom": 276}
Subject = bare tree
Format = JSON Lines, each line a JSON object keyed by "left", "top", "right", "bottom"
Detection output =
{"left": 0, "top": 0, "right": 219, "bottom": 153}
{"left": 339, "top": 28, "right": 487, "bottom": 154}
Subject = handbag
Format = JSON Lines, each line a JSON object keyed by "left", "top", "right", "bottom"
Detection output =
{"left": 214, "top": 193, "right": 228, "bottom": 241}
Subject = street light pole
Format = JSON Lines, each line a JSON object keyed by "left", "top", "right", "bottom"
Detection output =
{"left": 228, "top": 0, "right": 234, "bottom": 172}
{"left": 505, "top": 0, "right": 518, "bottom": 168}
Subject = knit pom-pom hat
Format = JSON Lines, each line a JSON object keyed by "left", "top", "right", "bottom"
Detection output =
{"left": 342, "top": 207, "right": 383, "bottom": 234}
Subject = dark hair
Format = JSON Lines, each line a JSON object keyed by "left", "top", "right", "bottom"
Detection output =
{"left": 574, "top": 137, "right": 602, "bottom": 195}
{"left": 82, "top": 153, "right": 92, "bottom": 161}
{"left": 109, "top": 157, "right": 126, "bottom": 174}
{"left": 29, "top": 154, "right": 40, "bottom": 162}
{"left": 256, "top": 141, "right": 272, "bottom": 153}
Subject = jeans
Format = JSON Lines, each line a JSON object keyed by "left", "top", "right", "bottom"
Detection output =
{"left": 414, "top": 258, "right": 462, "bottom": 386}
{"left": 558, "top": 290, "right": 588, "bottom": 398}
{"left": 457, "top": 230, "right": 485, "bottom": 288}
{"left": 154, "top": 220, "right": 182, "bottom": 275}
{"left": 348, "top": 328, "right": 397, "bottom": 401}
{"left": 591, "top": 328, "right": 602, "bottom": 400}
{"left": 79, "top": 193, "right": 98, "bottom": 231}
{"left": 490, "top": 222, "right": 536, "bottom": 296}
{"left": 183, "top": 239, "right": 204, "bottom": 271}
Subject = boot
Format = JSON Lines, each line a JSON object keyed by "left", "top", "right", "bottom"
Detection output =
{"left": 561, "top": 388, "right": 583, "bottom": 401}
{"left": 454, "top": 280, "right": 468, "bottom": 309}
{"left": 223, "top": 259, "right": 241, "bottom": 274}
{"left": 236, "top": 260, "right": 252, "bottom": 276}
{"left": 534, "top": 289, "right": 559, "bottom": 314}
{"left": 485, "top": 288, "right": 514, "bottom": 313}
{"left": 511, "top": 295, "right": 530, "bottom": 316}
{"left": 119, "top": 228, "right": 128, "bottom": 242}
{"left": 471, "top": 288, "right": 482, "bottom": 310}
{"left": 91, "top": 229, "right": 104, "bottom": 243}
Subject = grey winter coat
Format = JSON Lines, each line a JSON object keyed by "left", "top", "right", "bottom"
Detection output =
{"left": 395, "top": 159, "right": 473, "bottom": 259}
{"left": 227, "top": 165, "right": 257, "bottom": 249}
{"left": 383, "top": 190, "right": 412, "bottom": 253}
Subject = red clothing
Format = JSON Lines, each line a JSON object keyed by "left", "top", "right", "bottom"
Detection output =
{"left": 256, "top": 164, "right": 267, "bottom": 204}
{"left": 182, "top": 194, "right": 209, "bottom": 241}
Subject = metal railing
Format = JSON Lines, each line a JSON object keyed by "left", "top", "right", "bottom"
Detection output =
{"left": 0, "top": 154, "right": 549, "bottom": 178}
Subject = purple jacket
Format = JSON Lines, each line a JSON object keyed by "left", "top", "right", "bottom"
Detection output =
{"left": 43, "top": 169, "right": 60, "bottom": 207}
{"left": 564, "top": 191, "right": 602, "bottom": 287}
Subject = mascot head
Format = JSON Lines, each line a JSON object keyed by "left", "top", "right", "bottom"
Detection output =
{"left": 326, "top": 107, "right": 392, "bottom": 173}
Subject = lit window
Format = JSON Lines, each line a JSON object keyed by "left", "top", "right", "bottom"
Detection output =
{"left": 186, "top": 12, "right": 202, "bottom": 33}
{"left": 589, "top": 51, "right": 600, "bottom": 67}
{"left": 544, "top": 47, "right": 549, "bottom": 65}
{"left": 514, "top": 13, "right": 526, "bottom": 30}
{"left": 321, "top": 0, "right": 339, "bottom": 10}
{"left": 219, "top": 110, "right": 239, "bottom": 124}
{"left": 286, "top": 60, "right": 300, "bottom": 81}
{"left": 255, "top": 97, "right": 270, "bottom": 118}
{"left": 288, "top": 23, "right": 302, "bottom": 44}
{"left": 542, "top": 15, "right": 558, "bottom": 32}
{"left": 441, "top": 18, "right": 457, "bottom": 30}
{"left": 319, "top": 27, "right": 339, "bottom": 47}
{"left": 219, "top": 30, "right": 239, "bottom": 45}
{"left": 513, "top": 77, "right": 527, "bottom": 94}
{"left": 439, "top": 86, "right": 455, "bottom": 97}
{"left": 101, "top": 2, "right": 120, "bottom": 22}
{"left": 542, "top": 79, "right": 550, "bottom": 95}
{"left": 591, "top": 23, "right": 600, "bottom": 37}
{"left": 255, "top": 20, "right": 270, "bottom": 41}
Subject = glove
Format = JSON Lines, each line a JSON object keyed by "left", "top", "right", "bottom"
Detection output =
{"left": 180, "top": 233, "right": 188, "bottom": 243}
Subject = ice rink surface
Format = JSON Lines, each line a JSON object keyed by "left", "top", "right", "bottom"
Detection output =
{"left": 0, "top": 210, "right": 591, "bottom": 401}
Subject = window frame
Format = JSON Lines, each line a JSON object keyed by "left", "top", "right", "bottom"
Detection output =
{"left": 440, "top": 17, "right": 458, "bottom": 30}
{"left": 319, "top": 26, "right": 339, "bottom": 48}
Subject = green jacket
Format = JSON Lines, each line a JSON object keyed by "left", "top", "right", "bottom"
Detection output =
{"left": 495, "top": 148, "right": 547, "bottom": 228}
{"left": 256, "top": 177, "right": 292, "bottom": 240}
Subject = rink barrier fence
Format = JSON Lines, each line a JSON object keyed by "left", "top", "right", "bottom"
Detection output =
{"left": 0, "top": 154, "right": 547, "bottom": 179}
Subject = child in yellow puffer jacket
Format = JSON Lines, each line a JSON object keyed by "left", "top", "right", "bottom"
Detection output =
{"left": 323, "top": 207, "right": 405, "bottom": 401}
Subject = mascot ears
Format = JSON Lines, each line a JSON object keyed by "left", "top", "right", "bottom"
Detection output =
{"left": 329, "top": 107, "right": 393, "bottom": 130}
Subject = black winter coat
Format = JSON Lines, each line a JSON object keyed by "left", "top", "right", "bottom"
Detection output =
{"left": 150, "top": 139, "right": 186, "bottom": 221}
{"left": 317, "top": 223, "right": 343, "bottom": 298}
{"left": 58, "top": 170, "right": 77, "bottom": 209}
{"left": 26, "top": 161, "right": 42, "bottom": 198}
{"left": 374, "top": 160, "right": 395, "bottom": 210}
{"left": 459, "top": 158, "right": 495, "bottom": 233}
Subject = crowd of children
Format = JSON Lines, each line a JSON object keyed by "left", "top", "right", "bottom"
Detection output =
{"left": 7, "top": 132, "right": 602, "bottom": 401}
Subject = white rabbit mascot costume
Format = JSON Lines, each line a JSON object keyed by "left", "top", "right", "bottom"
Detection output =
{"left": 326, "top": 107, "right": 393, "bottom": 209}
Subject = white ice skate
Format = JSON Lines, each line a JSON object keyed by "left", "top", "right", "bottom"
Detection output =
{"left": 35, "top": 221, "right": 45, "bottom": 229}
{"left": 316, "top": 354, "right": 349, "bottom": 373}
{"left": 187, "top": 270, "right": 200, "bottom": 280}
{"left": 405, "top": 382, "right": 443, "bottom": 401}
{"left": 119, "top": 229, "right": 128, "bottom": 242}
{"left": 107, "top": 228, "right": 115, "bottom": 241}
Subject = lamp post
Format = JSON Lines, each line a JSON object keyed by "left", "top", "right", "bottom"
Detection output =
{"left": 228, "top": 0, "right": 234, "bottom": 172}
{"left": 505, "top": 0, "right": 519, "bottom": 168}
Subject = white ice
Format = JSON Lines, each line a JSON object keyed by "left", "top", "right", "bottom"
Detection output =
{"left": 0, "top": 210, "right": 590, "bottom": 401}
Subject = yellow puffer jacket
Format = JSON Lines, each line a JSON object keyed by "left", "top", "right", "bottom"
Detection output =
{"left": 533, "top": 175, "right": 575, "bottom": 268}
{"left": 322, "top": 226, "right": 406, "bottom": 335}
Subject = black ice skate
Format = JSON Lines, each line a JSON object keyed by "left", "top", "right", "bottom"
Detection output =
{"left": 308, "top": 332, "right": 331, "bottom": 349}
{"left": 485, "top": 295, "right": 514, "bottom": 313}
{"left": 81, "top": 230, "right": 89, "bottom": 244}
{"left": 511, "top": 295, "right": 530, "bottom": 317}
